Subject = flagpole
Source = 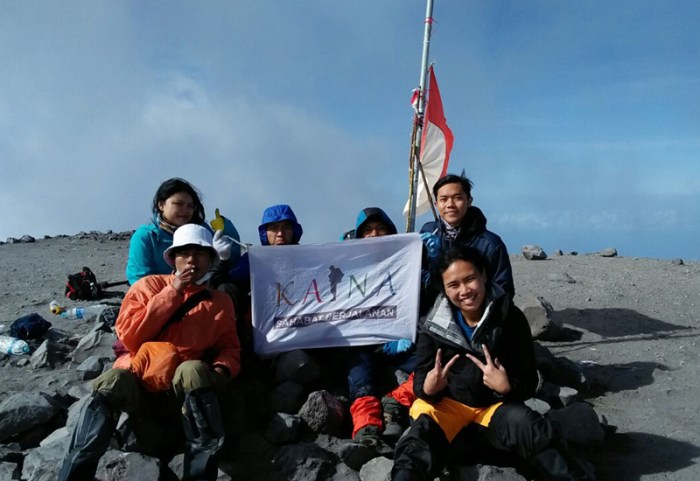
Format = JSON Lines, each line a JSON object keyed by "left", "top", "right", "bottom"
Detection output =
{"left": 407, "top": 0, "right": 435, "bottom": 232}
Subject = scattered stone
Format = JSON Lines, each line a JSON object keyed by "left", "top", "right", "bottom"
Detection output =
{"left": 548, "top": 402, "right": 606, "bottom": 446}
{"left": 21, "top": 437, "right": 67, "bottom": 481}
{"left": 524, "top": 397, "right": 551, "bottom": 416}
{"left": 0, "top": 393, "right": 63, "bottom": 443}
{"left": 549, "top": 357, "right": 588, "bottom": 392}
{"left": 358, "top": 456, "right": 393, "bottom": 481}
{"left": 568, "top": 251, "right": 578, "bottom": 256}
{"left": 671, "top": 258, "right": 684, "bottom": 266}
{"left": 546, "top": 272, "right": 576, "bottom": 284}
{"left": 95, "top": 449, "right": 161, "bottom": 481}
{"left": 71, "top": 326, "right": 116, "bottom": 364}
{"left": 270, "top": 380, "right": 306, "bottom": 414}
{"left": 76, "top": 355, "right": 108, "bottom": 380}
{"left": 272, "top": 442, "right": 335, "bottom": 481}
{"left": 330, "top": 463, "right": 361, "bottom": 481}
{"left": 598, "top": 248, "right": 617, "bottom": 257}
{"left": 298, "top": 391, "right": 344, "bottom": 435}
{"left": 339, "top": 441, "right": 377, "bottom": 471}
{"left": 520, "top": 297, "right": 562, "bottom": 341}
{"left": 554, "top": 249, "right": 563, "bottom": 256}
{"left": 30, "top": 341, "right": 51, "bottom": 369}
{"left": 168, "top": 453, "right": 231, "bottom": 481}
{"left": 20, "top": 235, "right": 36, "bottom": 244}
{"left": 276, "top": 349, "right": 322, "bottom": 385}
{"left": 538, "top": 382, "right": 580, "bottom": 408}
{"left": 97, "top": 306, "right": 120, "bottom": 328}
{"left": 264, "top": 413, "right": 301, "bottom": 445}
{"left": 521, "top": 245, "right": 547, "bottom": 261}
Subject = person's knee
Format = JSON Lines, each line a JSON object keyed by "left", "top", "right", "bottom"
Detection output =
{"left": 492, "top": 404, "right": 553, "bottom": 458}
{"left": 91, "top": 368, "right": 140, "bottom": 410}
{"left": 173, "top": 360, "right": 216, "bottom": 394}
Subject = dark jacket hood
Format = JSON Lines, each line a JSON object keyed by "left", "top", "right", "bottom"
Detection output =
{"left": 354, "top": 207, "right": 398, "bottom": 238}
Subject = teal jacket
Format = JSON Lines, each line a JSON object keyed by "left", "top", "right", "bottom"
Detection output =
{"left": 126, "top": 215, "right": 241, "bottom": 285}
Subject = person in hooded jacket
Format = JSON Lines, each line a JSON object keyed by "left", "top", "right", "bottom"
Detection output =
{"left": 344, "top": 208, "right": 417, "bottom": 448}
{"left": 392, "top": 246, "right": 591, "bottom": 481}
{"left": 214, "top": 204, "right": 303, "bottom": 369}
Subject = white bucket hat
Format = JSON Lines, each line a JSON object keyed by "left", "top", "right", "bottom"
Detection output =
{"left": 163, "top": 224, "right": 218, "bottom": 267}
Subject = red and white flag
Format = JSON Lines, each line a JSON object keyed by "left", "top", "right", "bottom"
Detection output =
{"left": 404, "top": 66, "right": 454, "bottom": 217}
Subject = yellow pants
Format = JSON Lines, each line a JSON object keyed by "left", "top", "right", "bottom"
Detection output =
{"left": 410, "top": 397, "right": 503, "bottom": 443}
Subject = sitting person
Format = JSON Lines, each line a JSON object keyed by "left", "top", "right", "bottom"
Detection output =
{"left": 126, "top": 177, "right": 239, "bottom": 285}
{"left": 215, "top": 204, "right": 303, "bottom": 349}
{"left": 345, "top": 208, "right": 416, "bottom": 446}
{"left": 58, "top": 224, "right": 241, "bottom": 481}
{"left": 392, "top": 246, "right": 589, "bottom": 481}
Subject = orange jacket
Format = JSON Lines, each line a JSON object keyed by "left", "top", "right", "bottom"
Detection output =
{"left": 113, "top": 275, "right": 241, "bottom": 377}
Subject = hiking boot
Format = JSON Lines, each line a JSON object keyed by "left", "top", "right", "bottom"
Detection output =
{"left": 182, "top": 388, "right": 225, "bottom": 481}
{"left": 354, "top": 425, "right": 382, "bottom": 447}
{"left": 381, "top": 395, "right": 409, "bottom": 445}
{"left": 340, "top": 426, "right": 393, "bottom": 470}
{"left": 57, "top": 392, "right": 118, "bottom": 481}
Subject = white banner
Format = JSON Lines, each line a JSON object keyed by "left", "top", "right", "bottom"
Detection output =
{"left": 249, "top": 234, "right": 422, "bottom": 355}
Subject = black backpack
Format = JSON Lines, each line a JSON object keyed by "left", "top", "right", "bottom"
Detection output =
{"left": 65, "top": 267, "right": 100, "bottom": 300}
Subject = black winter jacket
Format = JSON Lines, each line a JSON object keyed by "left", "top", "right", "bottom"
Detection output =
{"left": 413, "top": 285, "right": 538, "bottom": 408}
{"left": 420, "top": 207, "right": 514, "bottom": 298}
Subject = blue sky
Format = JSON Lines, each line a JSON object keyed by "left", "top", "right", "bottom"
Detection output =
{"left": 1, "top": 1, "right": 698, "bottom": 260}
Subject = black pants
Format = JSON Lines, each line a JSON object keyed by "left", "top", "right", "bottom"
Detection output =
{"left": 392, "top": 403, "right": 584, "bottom": 481}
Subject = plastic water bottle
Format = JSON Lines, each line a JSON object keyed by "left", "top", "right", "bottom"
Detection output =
{"left": 0, "top": 335, "right": 30, "bottom": 355}
{"left": 49, "top": 301, "right": 108, "bottom": 319}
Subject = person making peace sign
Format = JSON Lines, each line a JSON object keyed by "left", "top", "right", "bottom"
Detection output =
{"left": 392, "top": 246, "right": 593, "bottom": 481}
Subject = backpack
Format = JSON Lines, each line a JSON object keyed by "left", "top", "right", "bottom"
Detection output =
{"left": 10, "top": 313, "right": 52, "bottom": 340}
{"left": 65, "top": 267, "right": 100, "bottom": 300}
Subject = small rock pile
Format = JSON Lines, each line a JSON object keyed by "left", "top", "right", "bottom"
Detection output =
{"left": 2, "top": 230, "right": 134, "bottom": 246}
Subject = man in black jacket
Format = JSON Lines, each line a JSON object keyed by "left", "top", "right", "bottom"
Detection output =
{"left": 420, "top": 174, "right": 514, "bottom": 299}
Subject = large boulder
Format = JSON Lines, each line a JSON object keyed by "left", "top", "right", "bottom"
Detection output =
{"left": 521, "top": 245, "right": 547, "bottom": 260}
{"left": 298, "top": 391, "right": 344, "bottom": 435}
{"left": 0, "top": 393, "right": 63, "bottom": 443}
{"left": 519, "top": 297, "right": 563, "bottom": 341}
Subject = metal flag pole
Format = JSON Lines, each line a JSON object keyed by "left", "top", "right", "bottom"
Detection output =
{"left": 406, "top": 0, "right": 435, "bottom": 232}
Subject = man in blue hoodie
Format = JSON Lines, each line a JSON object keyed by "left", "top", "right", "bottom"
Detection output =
{"left": 346, "top": 207, "right": 416, "bottom": 448}
{"left": 214, "top": 204, "right": 303, "bottom": 368}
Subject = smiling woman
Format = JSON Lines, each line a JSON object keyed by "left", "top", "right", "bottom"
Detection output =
{"left": 393, "top": 245, "right": 594, "bottom": 481}
{"left": 125, "top": 178, "right": 208, "bottom": 285}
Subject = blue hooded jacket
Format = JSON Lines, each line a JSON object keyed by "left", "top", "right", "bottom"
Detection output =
{"left": 229, "top": 204, "right": 303, "bottom": 282}
{"left": 354, "top": 207, "right": 397, "bottom": 238}
{"left": 258, "top": 204, "right": 303, "bottom": 246}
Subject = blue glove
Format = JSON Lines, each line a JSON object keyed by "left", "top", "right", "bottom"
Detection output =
{"left": 382, "top": 339, "right": 414, "bottom": 355}
{"left": 420, "top": 232, "right": 440, "bottom": 259}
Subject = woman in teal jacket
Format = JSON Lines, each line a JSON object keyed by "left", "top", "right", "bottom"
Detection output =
{"left": 126, "top": 178, "right": 240, "bottom": 285}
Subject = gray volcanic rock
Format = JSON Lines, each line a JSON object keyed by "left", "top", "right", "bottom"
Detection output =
{"left": 521, "top": 244, "right": 547, "bottom": 260}
{"left": 0, "top": 393, "right": 62, "bottom": 443}
{"left": 519, "top": 296, "right": 563, "bottom": 341}
{"left": 298, "top": 391, "right": 344, "bottom": 435}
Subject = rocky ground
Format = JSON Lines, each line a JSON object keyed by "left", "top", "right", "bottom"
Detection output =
{"left": 0, "top": 234, "right": 698, "bottom": 481}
